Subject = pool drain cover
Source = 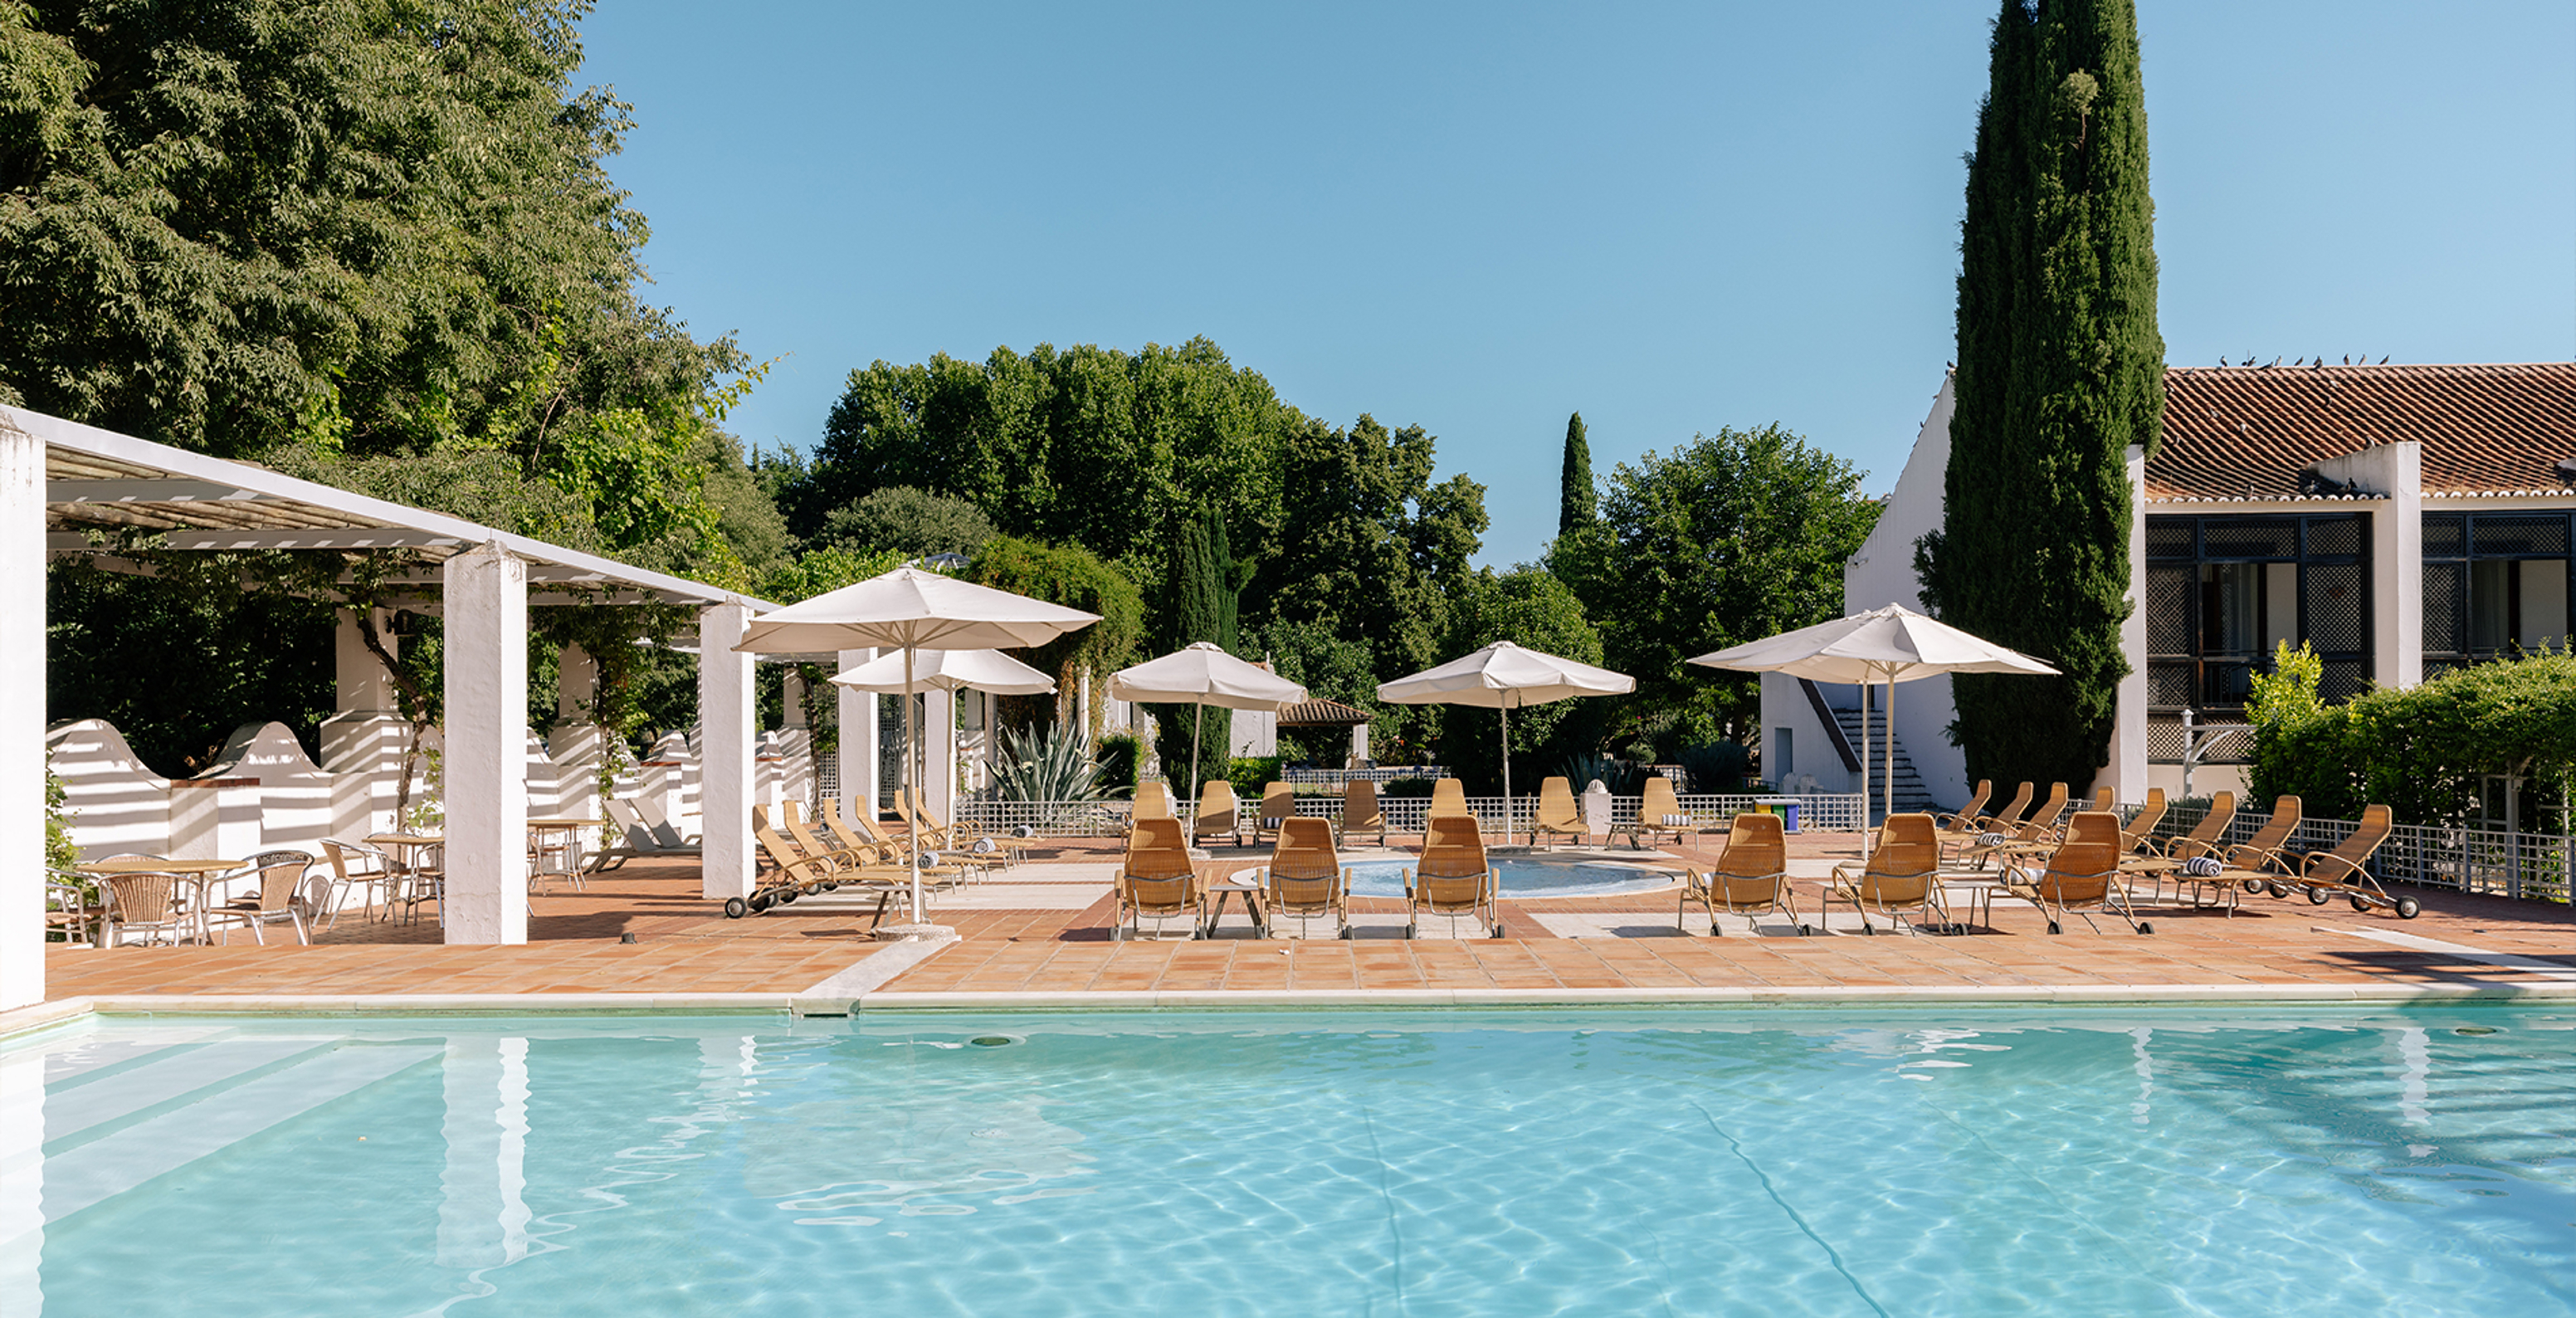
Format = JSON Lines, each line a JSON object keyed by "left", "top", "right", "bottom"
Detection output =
{"left": 970, "top": 1036, "right": 1015, "bottom": 1047}
{"left": 2454, "top": 1026, "right": 2500, "bottom": 1036}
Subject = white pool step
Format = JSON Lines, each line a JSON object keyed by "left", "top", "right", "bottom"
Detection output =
{"left": 34, "top": 1042, "right": 441, "bottom": 1224}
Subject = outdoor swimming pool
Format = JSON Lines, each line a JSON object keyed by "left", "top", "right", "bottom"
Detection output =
{"left": 8, "top": 1008, "right": 2574, "bottom": 1316}
{"left": 1342, "top": 856, "right": 1679, "bottom": 899}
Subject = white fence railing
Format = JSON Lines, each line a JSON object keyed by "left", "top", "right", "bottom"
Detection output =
{"left": 1279, "top": 766, "right": 1447, "bottom": 785}
{"left": 2144, "top": 801, "right": 2572, "bottom": 906}
{"left": 956, "top": 793, "right": 1869, "bottom": 839}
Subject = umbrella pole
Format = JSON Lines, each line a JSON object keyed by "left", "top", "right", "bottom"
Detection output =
{"left": 905, "top": 647, "right": 922, "bottom": 925}
{"left": 1188, "top": 703, "right": 1206, "bottom": 823}
{"left": 1865, "top": 674, "right": 1886, "bottom": 828}
{"left": 1499, "top": 702, "right": 1512, "bottom": 845}
{"left": 1886, "top": 676, "right": 1897, "bottom": 823}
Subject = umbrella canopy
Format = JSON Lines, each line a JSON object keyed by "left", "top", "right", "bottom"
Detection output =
{"left": 734, "top": 567, "right": 1098, "bottom": 926}
{"left": 1687, "top": 603, "right": 2057, "bottom": 822}
{"left": 1377, "top": 642, "right": 1633, "bottom": 835}
{"left": 1107, "top": 642, "right": 1306, "bottom": 800}
{"left": 1107, "top": 641, "right": 1307, "bottom": 710}
{"left": 1377, "top": 641, "right": 1633, "bottom": 709}
{"left": 736, "top": 565, "right": 1100, "bottom": 655}
{"left": 830, "top": 647, "right": 1057, "bottom": 696}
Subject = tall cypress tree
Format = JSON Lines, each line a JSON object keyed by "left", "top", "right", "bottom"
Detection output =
{"left": 1916, "top": 0, "right": 2163, "bottom": 791}
{"left": 1153, "top": 509, "right": 1232, "bottom": 785}
{"left": 1558, "top": 412, "right": 1597, "bottom": 538}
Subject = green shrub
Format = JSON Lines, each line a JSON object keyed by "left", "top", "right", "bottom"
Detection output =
{"left": 1095, "top": 732, "right": 1140, "bottom": 796}
{"left": 1227, "top": 755, "right": 1283, "bottom": 802}
{"left": 1381, "top": 776, "right": 1436, "bottom": 798}
{"left": 1676, "top": 742, "right": 1753, "bottom": 793}
{"left": 45, "top": 769, "right": 78, "bottom": 872}
{"left": 2251, "top": 642, "right": 2576, "bottom": 827}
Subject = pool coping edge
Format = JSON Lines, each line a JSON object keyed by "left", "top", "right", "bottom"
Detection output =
{"left": 12, "top": 979, "right": 2576, "bottom": 1037}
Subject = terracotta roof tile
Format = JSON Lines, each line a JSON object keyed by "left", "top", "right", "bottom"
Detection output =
{"left": 2147, "top": 362, "right": 2576, "bottom": 500}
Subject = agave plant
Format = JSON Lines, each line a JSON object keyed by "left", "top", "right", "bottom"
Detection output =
{"left": 991, "top": 722, "right": 1109, "bottom": 810}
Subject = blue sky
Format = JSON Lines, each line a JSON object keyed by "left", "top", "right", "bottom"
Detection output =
{"left": 581, "top": 2, "right": 2575, "bottom": 568}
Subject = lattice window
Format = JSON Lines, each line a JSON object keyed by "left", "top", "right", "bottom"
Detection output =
{"left": 2474, "top": 515, "right": 2571, "bottom": 557}
{"left": 2146, "top": 520, "right": 2196, "bottom": 560}
{"left": 2201, "top": 519, "right": 2299, "bottom": 559}
{"left": 2422, "top": 514, "right": 2465, "bottom": 557}
{"left": 2303, "top": 515, "right": 2364, "bottom": 557}
{"left": 2146, "top": 564, "right": 2195, "bottom": 656}
{"left": 2423, "top": 561, "right": 2466, "bottom": 653}
{"left": 2304, "top": 561, "right": 2368, "bottom": 652}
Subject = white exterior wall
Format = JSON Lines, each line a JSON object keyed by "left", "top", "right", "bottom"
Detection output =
{"left": 2315, "top": 441, "right": 2425, "bottom": 691}
{"left": 1758, "top": 671, "right": 1859, "bottom": 795}
{"left": 1, "top": 423, "right": 39, "bottom": 1008}
{"left": 1837, "top": 374, "right": 1973, "bottom": 810}
{"left": 2105, "top": 446, "right": 2150, "bottom": 804}
{"left": 442, "top": 542, "right": 529, "bottom": 945}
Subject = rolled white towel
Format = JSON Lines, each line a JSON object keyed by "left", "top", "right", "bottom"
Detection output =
{"left": 972, "top": 837, "right": 997, "bottom": 854}
{"left": 1011, "top": 824, "right": 1036, "bottom": 839}
{"left": 2182, "top": 855, "right": 2222, "bottom": 877}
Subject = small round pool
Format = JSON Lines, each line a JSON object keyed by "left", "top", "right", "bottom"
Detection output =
{"left": 1340, "top": 855, "right": 1679, "bottom": 900}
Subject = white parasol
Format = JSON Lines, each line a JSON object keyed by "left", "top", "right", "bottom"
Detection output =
{"left": 1107, "top": 642, "right": 1306, "bottom": 803}
{"left": 1376, "top": 641, "right": 1633, "bottom": 828}
{"left": 1687, "top": 603, "right": 2057, "bottom": 822}
{"left": 737, "top": 567, "right": 1098, "bottom": 923}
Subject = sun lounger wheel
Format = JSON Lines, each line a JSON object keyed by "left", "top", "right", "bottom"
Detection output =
{"left": 2239, "top": 876, "right": 2266, "bottom": 893}
{"left": 724, "top": 897, "right": 748, "bottom": 919}
{"left": 2046, "top": 920, "right": 2063, "bottom": 935}
{"left": 1797, "top": 924, "right": 1812, "bottom": 936}
{"left": 2349, "top": 894, "right": 2372, "bottom": 912}
{"left": 2396, "top": 896, "right": 2422, "bottom": 919}
{"left": 2135, "top": 920, "right": 2154, "bottom": 935}
{"left": 2300, "top": 883, "right": 2325, "bottom": 904}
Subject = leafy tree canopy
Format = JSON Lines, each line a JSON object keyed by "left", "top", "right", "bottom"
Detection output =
{"left": 1552, "top": 424, "right": 1880, "bottom": 751}
{"left": 1436, "top": 565, "right": 1605, "bottom": 793}
{"left": 823, "top": 486, "right": 998, "bottom": 559}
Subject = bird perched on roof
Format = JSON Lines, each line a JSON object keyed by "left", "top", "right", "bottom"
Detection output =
{"left": 2379, "top": 355, "right": 2390, "bottom": 364}
{"left": 2267, "top": 357, "right": 2282, "bottom": 369}
{"left": 2342, "top": 354, "right": 2350, "bottom": 365}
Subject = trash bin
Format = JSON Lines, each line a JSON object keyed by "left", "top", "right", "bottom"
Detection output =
{"left": 1754, "top": 797, "right": 1800, "bottom": 833}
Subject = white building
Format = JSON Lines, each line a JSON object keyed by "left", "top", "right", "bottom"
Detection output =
{"left": 1765, "top": 361, "right": 2576, "bottom": 813}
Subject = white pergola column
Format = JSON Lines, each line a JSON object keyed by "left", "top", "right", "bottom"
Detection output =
{"left": 2106, "top": 444, "right": 2151, "bottom": 804}
{"left": 699, "top": 602, "right": 754, "bottom": 901}
{"left": 2376, "top": 445, "right": 2424, "bottom": 691}
{"left": 442, "top": 542, "right": 529, "bottom": 945}
{"left": 547, "top": 642, "right": 603, "bottom": 824}
{"left": 925, "top": 687, "right": 958, "bottom": 819}
{"left": 0, "top": 423, "right": 44, "bottom": 1008}
{"left": 837, "top": 648, "right": 879, "bottom": 817}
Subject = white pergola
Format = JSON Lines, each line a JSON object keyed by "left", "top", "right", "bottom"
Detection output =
{"left": 2, "top": 404, "right": 788, "bottom": 1009}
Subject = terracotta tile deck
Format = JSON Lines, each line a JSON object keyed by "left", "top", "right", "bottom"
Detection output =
{"left": 39, "top": 832, "right": 2576, "bottom": 1004}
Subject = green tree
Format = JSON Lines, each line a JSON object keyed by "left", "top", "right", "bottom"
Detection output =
{"left": 1149, "top": 509, "right": 1232, "bottom": 786}
{"left": 798, "top": 338, "right": 1296, "bottom": 587}
{"left": 823, "top": 486, "right": 998, "bottom": 559}
{"left": 1552, "top": 425, "right": 1879, "bottom": 751}
{"left": 1437, "top": 566, "right": 1605, "bottom": 793}
{"left": 1245, "top": 414, "right": 1487, "bottom": 761}
{"left": 1914, "top": 0, "right": 2163, "bottom": 791}
{"left": 968, "top": 535, "right": 1144, "bottom": 735}
{"left": 1558, "top": 411, "right": 1596, "bottom": 537}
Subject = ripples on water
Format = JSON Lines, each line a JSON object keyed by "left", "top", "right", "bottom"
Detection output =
{"left": 13, "top": 1009, "right": 2576, "bottom": 1316}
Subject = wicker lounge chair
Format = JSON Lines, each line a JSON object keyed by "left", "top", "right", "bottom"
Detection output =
{"left": 1678, "top": 812, "right": 1796, "bottom": 935}
{"left": 1531, "top": 776, "right": 1586, "bottom": 848}
{"left": 2285, "top": 804, "right": 2415, "bottom": 916}
{"left": 1339, "top": 779, "right": 1388, "bottom": 846}
{"left": 1964, "top": 782, "right": 2068, "bottom": 868}
{"left": 1193, "top": 780, "right": 1245, "bottom": 847}
{"left": 1133, "top": 780, "right": 1174, "bottom": 826}
{"left": 1115, "top": 817, "right": 1201, "bottom": 940}
{"left": 2222, "top": 796, "right": 2306, "bottom": 889}
{"left": 2003, "top": 812, "right": 2149, "bottom": 934}
{"left": 2139, "top": 790, "right": 2241, "bottom": 911}
{"left": 590, "top": 799, "right": 701, "bottom": 871}
{"left": 1261, "top": 817, "right": 1350, "bottom": 940}
{"left": 1623, "top": 775, "right": 1695, "bottom": 851}
{"left": 1408, "top": 813, "right": 1501, "bottom": 938}
{"left": 1944, "top": 780, "right": 2033, "bottom": 862}
{"left": 1829, "top": 813, "right": 1951, "bottom": 935}
{"left": 1256, "top": 782, "right": 1298, "bottom": 845}
{"left": 2120, "top": 788, "right": 2169, "bottom": 856}
{"left": 1937, "top": 780, "right": 1994, "bottom": 837}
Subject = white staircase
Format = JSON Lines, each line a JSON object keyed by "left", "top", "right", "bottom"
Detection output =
{"left": 1827, "top": 706, "right": 1939, "bottom": 817}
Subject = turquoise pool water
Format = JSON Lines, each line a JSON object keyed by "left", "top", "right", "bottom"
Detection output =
{"left": 7, "top": 1008, "right": 2575, "bottom": 1316}
{"left": 1344, "top": 857, "right": 1677, "bottom": 899}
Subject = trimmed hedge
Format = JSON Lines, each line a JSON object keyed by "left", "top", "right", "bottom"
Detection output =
{"left": 2251, "top": 643, "right": 2576, "bottom": 827}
